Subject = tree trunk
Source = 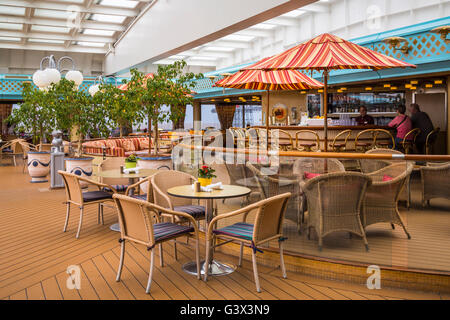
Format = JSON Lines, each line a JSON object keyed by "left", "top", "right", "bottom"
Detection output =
{"left": 153, "top": 120, "right": 159, "bottom": 155}
{"left": 77, "top": 134, "right": 83, "bottom": 157}
{"left": 119, "top": 125, "right": 124, "bottom": 138}
{"left": 148, "top": 115, "right": 152, "bottom": 156}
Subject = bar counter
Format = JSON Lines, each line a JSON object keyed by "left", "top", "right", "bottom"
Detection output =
{"left": 252, "top": 125, "right": 393, "bottom": 151}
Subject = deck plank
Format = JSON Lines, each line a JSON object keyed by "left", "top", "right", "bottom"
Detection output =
{"left": 26, "top": 282, "right": 45, "bottom": 300}
{"left": 41, "top": 277, "right": 63, "bottom": 300}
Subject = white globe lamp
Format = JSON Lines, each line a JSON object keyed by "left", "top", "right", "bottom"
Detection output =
{"left": 66, "top": 70, "right": 84, "bottom": 86}
{"left": 89, "top": 84, "right": 100, "bottom": 97}
{"left": 44, "top": 68, "right": 61, "bottom": 85}
{"left": 32, "top": 70, "right": 50, "bottom": 89}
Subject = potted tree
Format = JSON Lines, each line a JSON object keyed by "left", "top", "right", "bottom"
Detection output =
{"left": 53, "top": 78, "right": 110, "bottom": 182}
{"left": 8, "top": 82, "right": 53, "bottom": 183}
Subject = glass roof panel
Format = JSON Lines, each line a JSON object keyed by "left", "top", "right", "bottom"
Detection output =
{"left": 0, "top": 23, "right": 23, "bottom": 30}
{"left": 0, "top": 6, "right": 26, "bottom": 16}
{"left": 0, "top": 37, "right": 21, "bottom": 42}
{"left": 250, "top": 23, "right": 277, "bottom": 30}
{"left": 31, "top": 25, "right": 71, "bottom": 33}
{"left": 90, "top": 14, "right": 127, "bottom": 24}
{"left": 204, "top": 46, "right": 235, "bottom": 52}
{"left": 75, "top": 41, "right": 106, "bottom": 47}
{"left": 28, "top": 38, "right": 65, "bottom": 44}
{"left": 82, "top": 29, "right": 115, "bottom": 36}
{"left": 34, "top": 9, "right": 72, "bottom": 19}
{"left": 98, "top": 0, "right": 139, "bottom": 8}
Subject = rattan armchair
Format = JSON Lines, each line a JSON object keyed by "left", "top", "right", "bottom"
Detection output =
{"left": 420, "top": 162, "right": 450, "bottom": 207}
{"left": 402, "top": 128, "right": 421, "bottom": 154}
{"left": 224, "top": 162, "right": 265, "bottom": 204}
{"left": 295, "top": 130, "right": 320, "bottom": 152}
{"left": 425, "top": 127, "right": 440, "bottom": 155}
{"left": 293, "top": 158, "right": 345, "bottom": 232}
{"left": 355, "top": 129, "right": 376, "bottom": 152}
{"left": 113, "top": 194, "right": 201, "bottom": 294}
{"left": 362, "top": 162, "right": 413, "bottom": 239}
{"left": 59, "top": 170, "right": 117, "bottom": 239}
{"left": 359, "top": 149, "right": 403, "bottom": 174}
{"left": 204, "top": 193, "right": 291, "bottom": 293}
{"left": 303, "top": 172, "right": 371, "bottom": 251}
{"left": 99, "top": 157, "right": 130, "bottom": 193}
{"left": 329, "top": 129, "right": 352, "bottom": 152}
{"left": 270, "top": 129, "right": 294, "bottom": 151}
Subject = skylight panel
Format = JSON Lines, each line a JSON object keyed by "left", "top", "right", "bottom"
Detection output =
{"left": 222, "top": 34, "right": 255, "bottom": 42}
{"left": 98, "top": 0, "right": 139, "bottom": 8}
{"left": 76, "top": 41, "right": 106, "bottom": 47}
{"left": 34, "top": 9, "right": 72, "bottom": 19}
{"left": 32, "top": 25, "right": 70, "bottom": 33}
{"left": 90, "top": 14, "right": 127, "bottom": 24}
{"left": 0, "top": 6, "right": 26, "bottom": 16}
{"left": 189, "top": 56, "right": 218, "bottom": 61}
{"left": 0, "top": 23, "right": 22, "bottom": 30}
{"left": 28, "top": 38, "right": 65, "bottom": 44}
{"left": 0, "top": 37, "right": 21, "bottom": 42}
{"left": 251, "top": 23, "right": 277, "bottom": 30}
{"left": 82, "top": 29, "right": 115, "bottom": 36}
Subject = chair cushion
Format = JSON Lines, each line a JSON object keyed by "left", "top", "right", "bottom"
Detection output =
{"left": 173, "top": 205, "right": 205, "bottom": 219}
{"left": 104, "top": 184, "right": 129, "bottom": 192}
{"left": 131, "top": 194, "right": 147, "bottom": 200}
{"left": 213, "top": 222, "right": 254, "bottom": 241}
{"left": 154, "top": 222, "right": 194, "bottom": 242}
{"left": 382, "top": 175, "right": 394, "bottom": 182}
{"left": 83, "top": 191, "right": 113, "bottom": 202}
{"left": 304, "top": 172, "right": 321, "bottom": 180}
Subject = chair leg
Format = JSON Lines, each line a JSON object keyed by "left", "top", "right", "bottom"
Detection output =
{"left": 145, "top": 249, "right": 155, "bottom": 294}
{"left": 63, "top": 203, "right": 70, "bottom": 232}
{"left": 116, "top": 240, "right": 125, "bottom": 281}
{"left": 195, "top": 236, "right": 201, "bottom": 280}
{"left": 13, "top": 155, "right": 17, "bottom": 167}
{"left": 238, "top": 242, "right": 243, "bottom": 267}
{"left": 204, "top": 240, "right": 211, "bottom": 282}
{"left": 159, "top": 243, "right": 164, "bottom": 267}
{"left": 173, "top": 240, "right": 178, "bottom": 261}
{"left": 100, "top": 204, "right": 104, "bottom": 225}
{"left": 279, "top": 241, "right": 287, "bottom": 279}
{"left": 251, "top": 251, "right": 261, "bottom": 293}
{"left": 76, "top": 207, "right": 84, "bottom": 239}
{"left": 97, "top": 203, "right": 101, "bottom": 224}
{"left": 391, "top": 223, "right": 395, "bottom": 230}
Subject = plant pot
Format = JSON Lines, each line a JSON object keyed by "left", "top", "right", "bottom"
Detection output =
{"left": 65, "top": 157, "right": 94, "bottom": 188}
{"left": 137, "top": 156, "right": 172, "bottom": 193}
{"left": 125, "top": 161, "right": 137, "bottom": 169}
{"left": 198, "top": 177, "right": 212, "bottom": 187}
{"left": 28, "top": 151, "right": 51, "bottom": 183}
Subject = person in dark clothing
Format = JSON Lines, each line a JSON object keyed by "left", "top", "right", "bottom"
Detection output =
{"left": 355, "top": 106, "right": 374, "bottom": 126}
{"left": 408, "top": 103, "right": 434, "bottom": 154}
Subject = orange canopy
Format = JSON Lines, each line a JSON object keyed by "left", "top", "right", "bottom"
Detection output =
{"left": 245, "top": 33, "right": 416, "bottom": 71}
{"left": 214, "top": 69, "right": 324, "bottom": 90}
{"left": 118, "top": 73, "right": 154, "bottom": 91}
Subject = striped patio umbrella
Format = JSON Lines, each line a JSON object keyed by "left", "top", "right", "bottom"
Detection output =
{"left": 117, "top": 73, "right": 154, "bottom": 91}
{"left": 245, "top": 33, "right": 416, "bottom": 151}
{"left": 215, "top": 68, "right": 324, "bottom": 149}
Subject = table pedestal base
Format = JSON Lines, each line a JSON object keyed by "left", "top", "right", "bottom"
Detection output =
{"left": 110, "top": 223, "right": 120, "bottom": 232}
{"left": 182, "top": 259, "right": 236, "bottom": 276}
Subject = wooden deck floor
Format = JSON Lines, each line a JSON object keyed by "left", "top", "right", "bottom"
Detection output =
{"left": 0, "top": 165, "right": 448, "bottom": 300}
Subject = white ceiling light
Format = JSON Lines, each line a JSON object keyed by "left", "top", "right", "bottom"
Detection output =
{"left": 44, "top": 68, "right": 62, "bottom": 85}
{"left": 32, "top": 25, "right": 71, "bottom": 33}
{"left": 32, "top": 70, "right": 50, "bottom": 89}
{"left": 0, "top": 37, "right": 21, "bottom": 42}
{"left": 0, "top": 6, "right": 26, "bottom": 16}
{"left": 28, "top": 39, "right": 65, "bottom": 44}
{"left": 204, "top": 46, "right": 235, "bottom": 52}
{"left": 66, "top": 70, "right": 84, "bottom": 86}
{"left": 90, "top": 14, "right": 127, "bottom": 23}
{"left": 76, "top": 41, "right": 105, "bottom": 47}
{"left": 98, "top": 0, "right": 139, "bottom": 8}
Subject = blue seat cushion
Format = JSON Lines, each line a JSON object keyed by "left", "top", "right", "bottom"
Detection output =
{"left": 154, "top": 222, "right": 194, "bottom": 242}
{"left": 83, "top": 190, "right": 113, "bottom": 203}
{"left": 131, "top": 194, "right": 147, "bottom": 200}
{"left": 104, "top": 184, "right": 129, "bottom": 192}
{"left": 173, "top": 205, "right": 205, "bottom": 219}
{"left": 213, "top": 222, "right": 254, "bottom": 241}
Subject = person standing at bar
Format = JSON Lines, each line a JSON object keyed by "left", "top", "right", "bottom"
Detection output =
{"left": 388, "top": 105, "right": 412, "bottom": 151}
{"left": 408, "top": 103, "right": 434, "bottom": 154}
{"left": 355, "top": 106, "right": 374, "bottom": 126}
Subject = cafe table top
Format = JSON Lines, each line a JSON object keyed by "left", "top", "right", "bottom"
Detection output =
{"left": 167, "top": 184, "right": 251, "bottom": 200}
{"left": 94, "top": 168, "right": 159, "bottom": 179}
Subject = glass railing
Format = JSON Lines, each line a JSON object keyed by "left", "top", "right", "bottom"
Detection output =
{"left": 173, "top": 130, "right": 450, "bottom": 273}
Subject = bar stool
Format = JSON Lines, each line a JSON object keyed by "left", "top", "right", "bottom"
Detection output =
{"left": 355, "top": 129, "right": 376, "bottom": 152}
{"left": 425, "top": 127, "right": 440, "bottom": 155}
{"left": 402, "top": 128, "right": 421, "bottom": 154}
{"left": 374, "top": 129, "right": 395, "bottom": 150}
{"left": 295, "top": 130, "right": 320, "bottom": 152}
{"left": 271, "top": 129, "right": 293, "bottom": 151}
{"left": 329, "top": 129, "right": 352, "bottom": 152}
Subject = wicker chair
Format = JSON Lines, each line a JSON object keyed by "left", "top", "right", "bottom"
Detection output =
{"left": 425, "top": 127, "right": 440, "bottom": 155}
{"left": 420, "top": 162, "right": 450, "bottom": 207}
{"left": 359, "top": 149, "right": 403, "bottom": 174}
{"left": 293, "top": 158, "right": 345, "bottom": 232}
{"left": 270, "top": 129, "right": 294, "bottom": 151}
{"left": 362, "top": 162, "right": 413, "bottom": 239}
{"left": 401, "top": 128, "right": 421, "bottom": 154}
{"left": 113, "top": 194, "right": 201, "bottom": 294}
{"left": 329, "top": 129, "right": 352, "bottom": 152}
{"left": 0, "top": 139, "right": 33, "bottom": 167}
{"left": 303, "top": 172, "right": 371, "bottom": 251}
{"left": 374, "top": 129, "right": 395, "bottom": 150}
{"left": 98, "top": 157, "right": 130, "bottom": 193}
{"left": 355, "top": 129, "right": 376, "bottom": 152}
{"left": 59, "top": 170, "right": 117, "bottom": 239}
{"left": 246, "top": 162, "right": 301, "bottom": 231}
{"left": 295, "top": 130, "right": 320, "bottom": 152}
{"left": 224, "top": 162, "right": 265, "bottom": 204}
{"left": 204, "top": 193, "right": 291, "bottom": 293}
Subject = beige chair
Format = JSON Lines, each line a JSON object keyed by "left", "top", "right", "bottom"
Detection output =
{"left": 355, "top": 129, "right": 376, "bottom": 152}
{"left": 295, "top": 130, "right": 320, "bottom": 152}
{"left": 204, "top": 193, "right": 291, "bottom": 293}
{"left": 99, "top": 157, "right": 130, "bottom": 193}
{"left": 113, "top": 194, "right": 200, "bottom": 294}
{"left": 420, "top": 162, "right": 450, "bottom": 207}
{"left": 224, "top": 162, "right": 265, "bottom": 204}
{"left": 374, "top": 129, "right": 395, "bottom": 150}
{"left": 329, "top": 129, "right": 352, "bottom": 152}
{"left": 37, "top": 143, "right": 52, "bottom": 152}
{"left": 293, "top": 158, "right": 345, "bottom": 232}
{"left": 425, "top": 127, "right": 440, "bottom": 155}
{"left": 359, "top": 149, "right": 403, "bottom": 174}
{"left": 401, "top": 128, "right": 421, "bottom": 154}
{"left": 59, "top": 170, "right": 117, "bottom": 239}
{"left": 303, "top": 172, "right": 371, "bottom": 251}
{"left": 0, "top": 139, "right": 32, "bottom": 167}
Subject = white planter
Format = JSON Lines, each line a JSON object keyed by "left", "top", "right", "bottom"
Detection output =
{"left": 137, "top": 156, "right": 172, "bottom": 193}
{"left": 28, "top": 151, "right": 51, "bottom": 183}
{"left": 65, "top": 157, "right": 94, "bottom": 188}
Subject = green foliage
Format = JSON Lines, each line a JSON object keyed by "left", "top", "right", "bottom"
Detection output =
{"left": 125, "top": 154, "right": 138, "bottom": 163}
{"left": 198, "top": 165, "right": 217, "bottom": 179}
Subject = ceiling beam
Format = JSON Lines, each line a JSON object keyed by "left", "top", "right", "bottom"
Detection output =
{"left": 0, "top": 30, "right": 115, "bottom": 43}
{"left": 0, "top": 41, "right": 106, "bottom": 53}
{"left": 0, "top": 0, "right": 139, "bottom": 17}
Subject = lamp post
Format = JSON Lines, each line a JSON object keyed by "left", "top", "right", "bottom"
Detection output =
{"left": 32, "top": 55, "right": 84, "bottom": 90}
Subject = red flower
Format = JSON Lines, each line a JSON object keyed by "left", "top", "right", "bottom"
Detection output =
{"left": 202, "top": 166, "right": 208, "bottom": 169}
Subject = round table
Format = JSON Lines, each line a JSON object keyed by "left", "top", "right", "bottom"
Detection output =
{"left": 94, "top": 168, "right": 159, "bottom": 232}
{"left": 167, "top": 185, "right": 251, "bottom": 277}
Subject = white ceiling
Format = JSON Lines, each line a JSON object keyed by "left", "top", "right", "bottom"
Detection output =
{"left": 0, "top": 0, "right": 152, "bottom": 54}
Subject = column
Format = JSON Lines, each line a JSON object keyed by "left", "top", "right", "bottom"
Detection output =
{"left": 193, "top": 101, "right": 202, "bottom": 133}
{"left": 447, "top": 76, "right": 450, "bottom": 154}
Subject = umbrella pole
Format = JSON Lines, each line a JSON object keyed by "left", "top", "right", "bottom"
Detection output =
{"left": 323, "top": 70, "right": 329, "bottom": 153}
{"left": 266, "top": 90, "right": 270, "bottom": 151}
